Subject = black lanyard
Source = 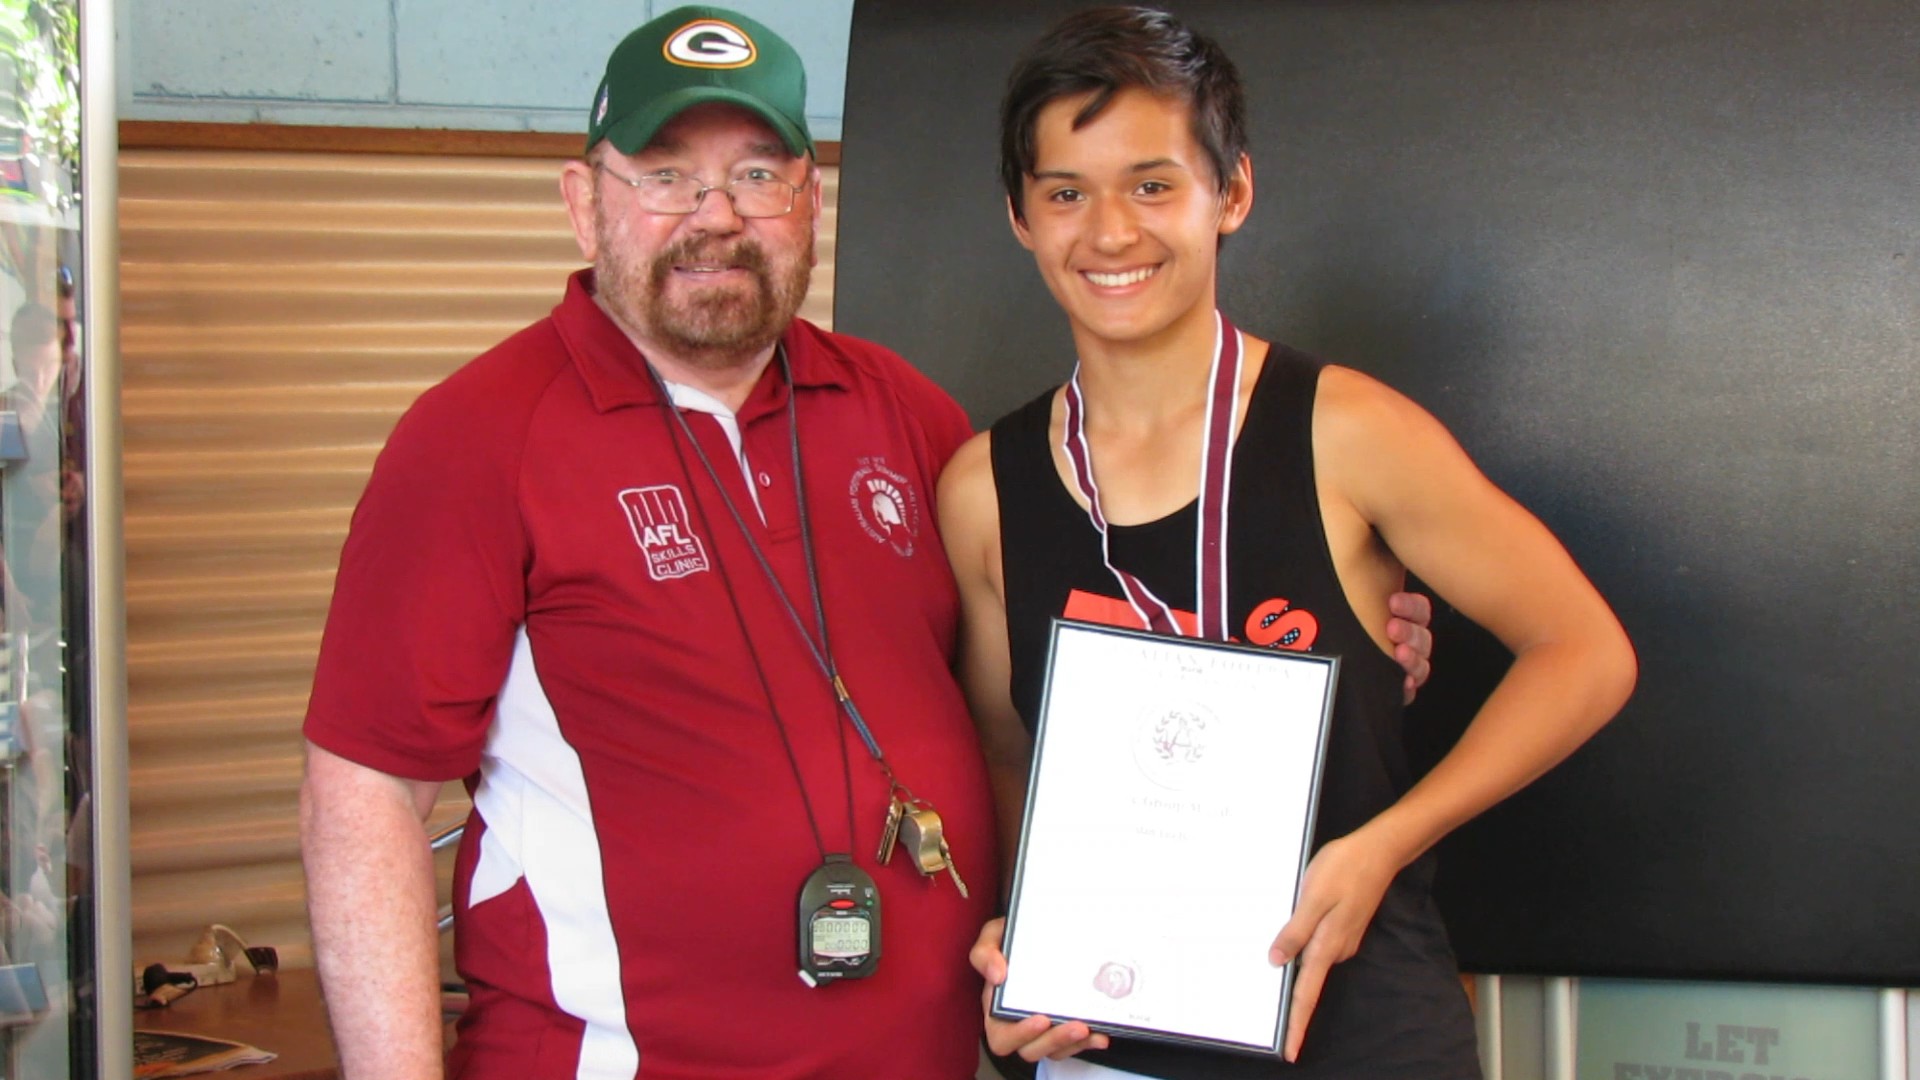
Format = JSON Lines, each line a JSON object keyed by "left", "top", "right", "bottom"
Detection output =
{"left": 645, "top": 348, "right": 907, "bottom": 858}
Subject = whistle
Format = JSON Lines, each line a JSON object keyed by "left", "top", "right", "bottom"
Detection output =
{"left": 897, "top": 807, "right": 946, "bottom": 875}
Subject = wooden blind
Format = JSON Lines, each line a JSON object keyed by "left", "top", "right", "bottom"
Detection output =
{"left": 119, "top": 141, "right": 841, "bottom": 970}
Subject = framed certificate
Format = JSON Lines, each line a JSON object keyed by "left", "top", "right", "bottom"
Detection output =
{"left": 991, "top": 618, "right": 1339, "bottom": 1057}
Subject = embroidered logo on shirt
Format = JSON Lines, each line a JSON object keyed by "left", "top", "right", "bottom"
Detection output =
{"left": 847, "top": 457, "right": 919, "bottom": 557}
{"left": 618, "top": 485, "right": 711, "bottom": 581}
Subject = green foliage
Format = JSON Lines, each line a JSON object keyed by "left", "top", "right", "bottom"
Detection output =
{"left": 0, "top": 0, "right": 80, "bottom": 209}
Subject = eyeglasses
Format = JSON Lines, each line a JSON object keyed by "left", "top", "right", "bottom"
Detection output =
{"left": 595, "top": 161, "right": 809, "bottom": 218}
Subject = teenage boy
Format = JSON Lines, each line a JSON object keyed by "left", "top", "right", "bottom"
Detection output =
{"left": 940, "top": 8, "right": 1637, "bottom": 1078}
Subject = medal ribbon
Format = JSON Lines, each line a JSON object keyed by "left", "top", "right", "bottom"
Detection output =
{"left": 1061, "top": 310, "right": 1243, "bottom": 641}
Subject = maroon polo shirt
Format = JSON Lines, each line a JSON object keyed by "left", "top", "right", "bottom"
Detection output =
{"left": 306, "top": 270, "right": 996, "bottom": 1079}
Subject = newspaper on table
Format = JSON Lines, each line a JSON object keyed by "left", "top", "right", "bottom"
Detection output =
{"left": 133, "top": 1029, "right": 277, "bottom": 1077}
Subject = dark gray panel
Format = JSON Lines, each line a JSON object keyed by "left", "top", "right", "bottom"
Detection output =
{"left": 839, "top": 0, "right": 1920, "bottom": 984}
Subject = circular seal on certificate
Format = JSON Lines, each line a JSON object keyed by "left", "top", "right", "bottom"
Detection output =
{"left": 1091, "top": 959, "right": 1138, "bottom": 1000}
{"left": 1132, "top": 701, "right": 1219, "bottom": 790}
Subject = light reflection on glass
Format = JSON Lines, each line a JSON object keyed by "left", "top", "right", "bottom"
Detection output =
{"left": 0, "top": 0, "right": 89, "bottom": 1075}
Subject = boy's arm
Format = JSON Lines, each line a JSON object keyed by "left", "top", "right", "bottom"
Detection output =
{"left": 1271, "top": 366, "right": 1638, "bottom": 1061}
{"left": 935, "top": 432, "right": 1031, "bottom": 891}
{"left": 936, "top": 432, "right": 1110, "bottom": 1064}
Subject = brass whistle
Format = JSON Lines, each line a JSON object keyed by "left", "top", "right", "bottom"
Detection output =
{"left": 897, "top": 807, "right": 947, "bottom": 875}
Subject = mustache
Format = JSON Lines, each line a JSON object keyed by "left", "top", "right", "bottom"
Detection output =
{"left": 650, "top": 237, "right": 771, "bottom": 280}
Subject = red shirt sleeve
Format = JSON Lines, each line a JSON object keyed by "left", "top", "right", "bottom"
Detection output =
{"left": 859, "top": 336, "right": 975, "bottom": 472}
{"left": 304, "top": 370, "right": 534, "bottom": 782}
{"left": 917, "top": 380, "right": 975, "bottom": 473}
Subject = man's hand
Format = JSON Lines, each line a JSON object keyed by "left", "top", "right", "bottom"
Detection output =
{"left": 971, "top": 918, "right": 1111, "bottom": 1063}
{"left": 1266, "top": 831, "right": 1399, "bottom": 1062}
{"left": 1386, "top": 591, "right": 1434, "bottom": 704}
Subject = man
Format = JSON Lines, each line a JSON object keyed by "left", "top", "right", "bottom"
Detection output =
{"left": 300, "top": 8, "right": 999, "bottom": 1077}
{"left": 943, "top": 7, "right": 1637, "bottom": 1079}
{"left": 300, "top": 7, "right": 1435, "bottom": 1078}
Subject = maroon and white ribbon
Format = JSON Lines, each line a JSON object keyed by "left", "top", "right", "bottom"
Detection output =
{"left": 1061, "top": 311, "right": 1243, "bottom": 640}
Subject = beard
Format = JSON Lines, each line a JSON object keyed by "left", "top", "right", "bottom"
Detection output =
{"left": 594, "top": 206, "right": 812, "bottom": 367}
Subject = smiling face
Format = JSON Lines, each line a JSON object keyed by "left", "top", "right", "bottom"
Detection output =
{"left": 1011, "top": 87, "right": 1251, "bottom": 357}
{"left": 563, "top": 102, "right": 819, "bottom": 371}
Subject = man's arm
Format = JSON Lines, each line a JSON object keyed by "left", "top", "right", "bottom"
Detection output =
{"left": 1270, "top": 366, "right": 1638, "bottom": 1060}
{"left": 300, "top": 741, "right": 448, "bottom": 1080}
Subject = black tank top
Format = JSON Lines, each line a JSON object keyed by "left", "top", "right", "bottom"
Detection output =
{"left": 989, "top": 346, "right": 1480, "bottom": 1078}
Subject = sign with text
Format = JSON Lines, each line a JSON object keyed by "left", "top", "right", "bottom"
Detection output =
{"left": 1576, "top": 979, "right": 1880, "bottom": 1080}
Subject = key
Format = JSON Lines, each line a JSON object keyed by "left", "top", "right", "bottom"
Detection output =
{"left": 937, "top": 837, "right": 970, "bottom": 899}
{"left": 876, "top": 795, "right": 904, "bottom": 864}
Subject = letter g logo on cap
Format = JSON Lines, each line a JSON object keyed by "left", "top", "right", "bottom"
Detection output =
{"left": 664, "top": 19, "right": 756, "bottom": 68}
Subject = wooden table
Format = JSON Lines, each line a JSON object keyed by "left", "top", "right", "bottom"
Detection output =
{"left": 136, "top": 968, "right": 338, "bottom": 1080}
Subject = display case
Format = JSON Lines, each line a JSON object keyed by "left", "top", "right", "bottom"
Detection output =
{"left": 0, "top": 0, "right": 127, "bottom": 1075}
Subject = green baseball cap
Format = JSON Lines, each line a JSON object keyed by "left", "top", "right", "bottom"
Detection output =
{"left": 586, "top": 5, "right": 815, "bottom": 158}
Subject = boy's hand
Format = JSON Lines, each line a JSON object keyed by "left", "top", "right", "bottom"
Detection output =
{"left": 1267, "top": 831, "right": 1399, "bottom": 1061}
